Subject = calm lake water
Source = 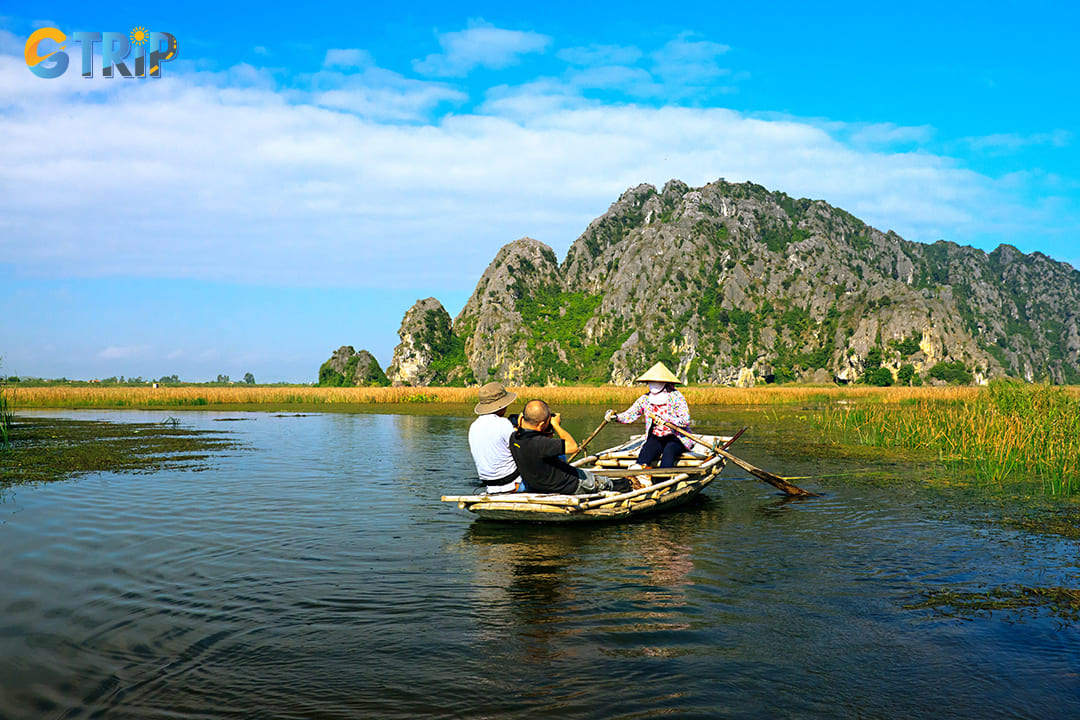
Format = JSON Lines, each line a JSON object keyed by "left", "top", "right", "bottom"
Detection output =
{"left": 2, "top": 408, "right": 1079, "bottom": 719}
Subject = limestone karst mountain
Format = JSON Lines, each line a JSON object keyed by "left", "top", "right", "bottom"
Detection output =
{"left": 383, "top": 178, "right": 1080, "bottom": 387}
{"left": 318, "top": 346, "right": 389, "bottom": 387}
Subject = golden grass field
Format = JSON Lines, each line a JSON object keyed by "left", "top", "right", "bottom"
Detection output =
{"left": 3, "top": 383, "right": 990, "bottom": 409}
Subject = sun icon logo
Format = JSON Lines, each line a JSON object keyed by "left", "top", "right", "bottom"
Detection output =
{"left": 130, "top": 26, "right": 148, "bottom": 46}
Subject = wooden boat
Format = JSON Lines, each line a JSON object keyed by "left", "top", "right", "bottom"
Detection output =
{"left": 442, "top": 433, "right": 730, "bottom": 523}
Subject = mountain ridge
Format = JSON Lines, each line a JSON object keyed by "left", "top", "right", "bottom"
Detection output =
{"left": 383, "top": 178, "right": 1080, "bottom": 387}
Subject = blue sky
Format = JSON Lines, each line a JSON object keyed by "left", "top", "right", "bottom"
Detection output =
{"left": 2, "top": 1, "right": 1077, "bottom": 382}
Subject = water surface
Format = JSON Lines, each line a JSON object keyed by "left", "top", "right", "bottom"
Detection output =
{"left": 2, "top": 409, "right": 1078, "bottom": 719}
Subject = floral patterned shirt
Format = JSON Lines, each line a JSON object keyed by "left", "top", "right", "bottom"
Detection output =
{"left": 614, "top": 389, "right": 694, "bottom": 450}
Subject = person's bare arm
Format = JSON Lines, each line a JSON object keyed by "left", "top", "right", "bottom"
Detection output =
{"left": 549, "top": 413, "right": 579, "bottom": 456}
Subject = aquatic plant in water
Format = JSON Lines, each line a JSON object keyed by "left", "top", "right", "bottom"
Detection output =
{"left": 814, "top": 380, "right": 1080, "bottom": 496}
{"left": 0, "top": 363, "right": 13, "bottom": 449}
{"left": 0, "top": 390, "right": 10, "bottom": 448}
{"left": 0, "top": 417, "right": 239, "bottom": 485}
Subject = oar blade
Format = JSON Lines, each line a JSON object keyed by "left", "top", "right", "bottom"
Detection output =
{"left": 716, "top": 447, "right": 819, "bottom": 497}
{"left": 658, "top": 418, "right": 818, "bottom": 498}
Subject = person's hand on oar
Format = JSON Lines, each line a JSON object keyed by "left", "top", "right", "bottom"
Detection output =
{"left": 568, "top": 416, "right": 609, "bottom": 462}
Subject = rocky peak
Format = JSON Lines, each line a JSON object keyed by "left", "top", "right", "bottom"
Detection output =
{"left": 564, "top": 184, "right": 657, "bottom": 281}
{"left": 454, "top": 237, "right": 563, "bottom": 385}
{"left": 318, "top": 346, "right": 388, "bottom": 387}
{"left": 457, "top": 237, "right": 562, "bottom": 321}
{"left": 386, "top": 298, "right": 467, "bottom": 386}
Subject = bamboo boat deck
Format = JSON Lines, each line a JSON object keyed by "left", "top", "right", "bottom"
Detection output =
{"left": 442, "top": 434, "right": 730, "bottom": 523}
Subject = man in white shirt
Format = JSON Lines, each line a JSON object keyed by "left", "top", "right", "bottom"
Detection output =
{"left": 468, "top": 382, "right": 525, "bottom": 493}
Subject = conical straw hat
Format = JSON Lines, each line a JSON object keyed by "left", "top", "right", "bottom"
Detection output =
{"left": 635, "top": 362, "right": 681, "bottom": 385}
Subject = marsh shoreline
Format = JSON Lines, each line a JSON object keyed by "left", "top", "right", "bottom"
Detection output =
{"left": 0, "top": 414, "right": 240, "bottom": 485}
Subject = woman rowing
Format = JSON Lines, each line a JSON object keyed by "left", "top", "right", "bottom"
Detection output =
{"left": 605, "top": 362, "right": 694, "bottom": 481}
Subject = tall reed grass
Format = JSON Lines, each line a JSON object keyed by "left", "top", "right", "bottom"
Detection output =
{"left": 14, "top": 385, "right": 476, "bottom": 408}
{"left": 0, "top": 381, "right": 11, "bottom": 448}
{"left": 815, "top": 380, "right": 1080, "bottom": 496}
{"left": 0, "top": 357, "right": 12, "bottom": 448}
{"left": 13, "top": 383, "right": 984, "bottom": 409}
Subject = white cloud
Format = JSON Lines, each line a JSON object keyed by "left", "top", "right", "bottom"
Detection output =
{"left": 961, "top": 129, "right": 1072, "bottom": 153}
{"left": 0, "top": 28, "right": 22, "bottom": 54}
{"left": 413, "top": 20, "right": 551, "bottom": 77}
{"left": 310, "top": 57, "right": 470, "bottom": 121}
{"left": 323, "top": 48, "right": 373, "bottom": 69}
{"left": 847, "top": 122, "right": 936, "bottom": 148}
{"left": 99, "top": 345, "right": 150, "bottom": 359}
{"left": 650, "top": 33, "right": 731, "bottom": 85}
{"left": 315, "top": 82, "right": 464, "bottom": 121}
{"left": 0, "top": 43, "right": 1073, "bottom": 296}
{"left": 557, "top": 44, "right": 642, "bottom": 66}
{"left": 479, "top": 79, "right": 585, "bottom": 117}
{"left": 567, "top": 65, "right": 660, "bottom": 96}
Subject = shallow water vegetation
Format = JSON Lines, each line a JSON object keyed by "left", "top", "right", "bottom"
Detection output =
{"left": 0, "top": 416, "right": 239, "bottom": 485}
{"left": 995, "top": 506, "right": 1080, "bottom": 539}
{"left": 814, "top": 380, "right": 1080, "bottom": 496}
{"left": 909, "top": 586, "right": 1080, "bottom": 623}
{"left": 0, "top": 384, "right": 12, "bottom": 448}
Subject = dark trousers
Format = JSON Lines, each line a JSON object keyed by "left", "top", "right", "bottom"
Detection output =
{"left": 636, "top": 433, "right": 685, "bottom": 468}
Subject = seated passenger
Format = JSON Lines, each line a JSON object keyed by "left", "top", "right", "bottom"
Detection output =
{"left": 510, "top": 399, "right": 631, "bottom": 495}
{"left": 468, "top": 382, "right": 525, "bottom": 494}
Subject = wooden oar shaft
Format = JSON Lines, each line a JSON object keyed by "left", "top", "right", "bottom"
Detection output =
{"left": 721, "top": 426, "right": 748, "bottom": 451}
{"left": 568, "top": 418, "right": 608, "bottom": 461}
{"left": 657, "top": 420, "right": 818, "bottom": 498}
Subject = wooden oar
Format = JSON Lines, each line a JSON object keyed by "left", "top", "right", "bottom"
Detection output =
{"left": 568, "top": 418, "right": 608, "bottom": 461}
{"left": 656, "top": 418, "right": 818, "bottom": 497}
{"left": 720, "top": 426, "right": 748, "bottom": 451}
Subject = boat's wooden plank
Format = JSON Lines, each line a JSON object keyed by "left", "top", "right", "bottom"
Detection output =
{"left": 442, "top": 493, "right": 584, "bottom": 507}
{"left": 469, "top": 502, "right": 573, "bottom": 513}
{"left": 579, "top": 473, "right": 691, "bottom": 509}
{"left": 587, "top": 454, "right": 723, "bottom": 478}
{"left": 590, "top": 467, "right": 695, "bottom": 478}
{"left": 466, "top": 478, "right": 713, "bottom": 522}
{"left": 581, "top": 464, "right": 722, "bottom": 510}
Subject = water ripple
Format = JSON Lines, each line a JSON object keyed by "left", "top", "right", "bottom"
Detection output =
{"left": 1, "top": 410, "right": 1078, "bottom": 719}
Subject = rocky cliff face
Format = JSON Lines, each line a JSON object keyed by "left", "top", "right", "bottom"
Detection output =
{"left": 386, "top": 179, "right": 1080, "bottom": 386}
{"left": 318, "top": 346, "right": 389, "bottom": 387}
{"left": 453, "top": 238, "right": 562, "bottom": 384}
{"left": 385, "top": 297, "right": 474, "bottom": 386}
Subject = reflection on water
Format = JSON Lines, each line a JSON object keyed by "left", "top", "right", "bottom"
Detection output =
{"left": 1, "top": 409, "right": 1078, "bottom": 719}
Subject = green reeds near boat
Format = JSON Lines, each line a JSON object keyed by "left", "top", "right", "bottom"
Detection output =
{"left": 0, "top": 370, "right": 12, "bottom": 449}
{"left": 0, "top": 390, "right": 10, "bottom": 448}
{"left": 815, "top": 380, "right": 1080, "bottom": 496}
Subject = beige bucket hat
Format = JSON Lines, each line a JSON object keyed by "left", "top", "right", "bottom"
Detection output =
{"left": 635, "top": 362, "right": 681, "bottom": 385}
{"left": 474, "top": 382, "right": 517, "bottom": 414}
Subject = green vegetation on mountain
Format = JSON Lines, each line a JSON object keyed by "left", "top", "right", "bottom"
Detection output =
{"left": 318, "top": 347, "right": 390, "bottom": 387}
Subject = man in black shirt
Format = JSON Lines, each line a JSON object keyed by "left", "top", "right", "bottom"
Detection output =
{"left": 509, "top": 399, "right": 630, "bottom": 495}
